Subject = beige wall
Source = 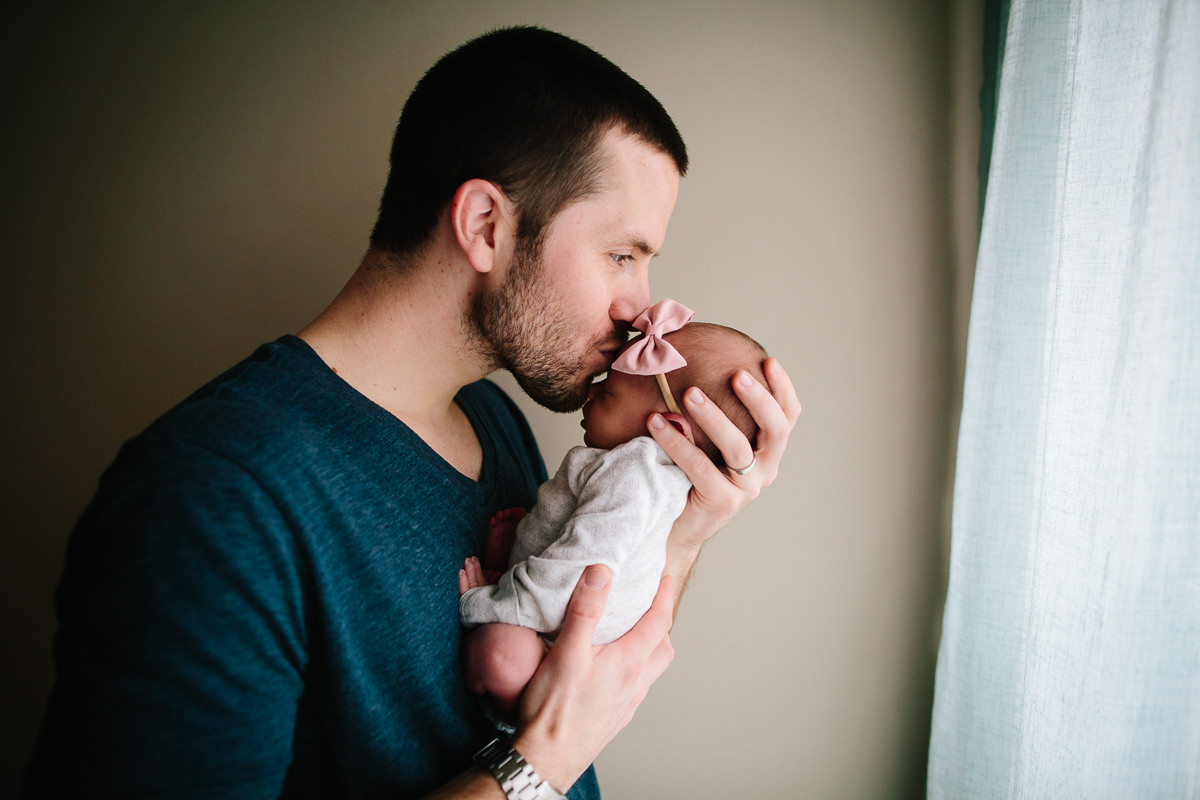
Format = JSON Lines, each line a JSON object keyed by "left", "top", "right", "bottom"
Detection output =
{"left": 4, "top": 2, "right": 979, "bottom": 797}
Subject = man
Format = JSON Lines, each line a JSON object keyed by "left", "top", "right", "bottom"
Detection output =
{"left": 25, "top": 27, "right": 799, "bottom": 799}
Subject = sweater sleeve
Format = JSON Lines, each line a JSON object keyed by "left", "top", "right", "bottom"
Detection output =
{"left": 458, "top": 438, "right": 689, "bottom": 643}
{"left": 24, "top": 435, "right": 308, "bottom": 798}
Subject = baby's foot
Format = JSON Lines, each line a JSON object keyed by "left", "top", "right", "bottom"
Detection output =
{"left": 484, "top": 508, "right": 527, "bottom": 581}
{"left": 488, "top": 508, "right": 527, "bottom": 540}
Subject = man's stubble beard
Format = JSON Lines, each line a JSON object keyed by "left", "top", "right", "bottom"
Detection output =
{"left": 467, "top": 233, "right": 625, "bottom": 413}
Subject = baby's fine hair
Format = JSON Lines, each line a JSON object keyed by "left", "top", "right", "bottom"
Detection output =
{"left": 662, "top": 323, "right": 768, "bottom": 466}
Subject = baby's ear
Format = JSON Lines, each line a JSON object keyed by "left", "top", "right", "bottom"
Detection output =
{"left": 662, "top": 412, "right": 692, "bottom": 440}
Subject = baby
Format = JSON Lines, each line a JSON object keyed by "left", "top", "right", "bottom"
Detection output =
{"left": 457, "top": 299, "right": 767, "bottom": 718}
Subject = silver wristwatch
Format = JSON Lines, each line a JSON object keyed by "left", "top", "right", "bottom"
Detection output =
{"left": 474, "top": 737, "right": 566, "bottom": 800}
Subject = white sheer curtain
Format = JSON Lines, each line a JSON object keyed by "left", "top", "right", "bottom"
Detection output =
{"left": 928, "top": 1, "right": 1199, "bottom": 797}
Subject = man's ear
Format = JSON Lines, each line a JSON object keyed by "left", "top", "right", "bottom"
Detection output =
{"left": 450, "top": 179, "right": 513, "bottom": 274}
{"left": 662, "top": 413, "right": 692, "bottom": 440}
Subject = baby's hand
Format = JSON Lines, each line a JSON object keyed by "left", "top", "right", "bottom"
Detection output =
{"left": 458, "top": 556, "right": 490, "bottom": 594}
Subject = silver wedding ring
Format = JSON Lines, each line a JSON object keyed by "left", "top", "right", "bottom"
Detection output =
{"left": 729, "top": 454, "right": 757, "bottom": 476}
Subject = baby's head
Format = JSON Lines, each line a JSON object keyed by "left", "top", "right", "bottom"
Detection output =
{"left": 581, "top": 322, "right": 767, "bottom": 466}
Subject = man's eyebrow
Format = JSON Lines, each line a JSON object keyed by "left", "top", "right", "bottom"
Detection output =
{"left": 617, "top": 237, "right": 660, "bottom": 257}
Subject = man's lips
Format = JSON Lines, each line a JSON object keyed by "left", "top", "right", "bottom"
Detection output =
{"left": 599, "top": 337, "right": 626, "bottom": 368}
{"left": 587, "top": 333, "right": 626, "bottom": 381}
{"left": 587, "top": 350, "right": 616, "bottom": 379}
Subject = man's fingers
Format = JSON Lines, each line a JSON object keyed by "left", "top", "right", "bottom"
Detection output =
{"left": 764, "top": 356, "right": 802, "bottom": 425}
{"left": 647, "top": 629, "right": 674, "bottom": 681}
{"left": 614, "top": 575, "right": 675, "bottom": 659}
{"left": 515, "top": 568, "right": 670, "bottom": 788}
{"left": 553, "top": 565, "right": 613, "bottom": 656}
{"left": 734, "top": 368, "right": 791, "bottom": 444}
{"left": 647, "top": 412, "right": 724, "bottom": 486}
{"left": 731, "top": 360, "right": 799, "bottom": 482}
{"left": 655, "top": 362, "right": 798, "bottom": 484}
{"left": 681, "top": 386, "right": 755, "bottom": 474}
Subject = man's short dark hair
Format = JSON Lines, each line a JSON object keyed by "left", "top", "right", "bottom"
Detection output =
{"left": 369, "top": 26, "right": 689, "bottom": 258}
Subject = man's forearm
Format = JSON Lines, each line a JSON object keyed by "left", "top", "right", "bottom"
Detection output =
{"left": 663, "top": 537, "right": 703, "bottom": 615}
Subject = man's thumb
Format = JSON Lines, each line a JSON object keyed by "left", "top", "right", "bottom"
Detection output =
{"left": 555, "top": 565, "right": 611, "bottom": 651}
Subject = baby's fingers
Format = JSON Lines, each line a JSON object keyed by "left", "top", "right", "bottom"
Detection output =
{"left": 459, "top": 556, "right": 487, "bottom": 592}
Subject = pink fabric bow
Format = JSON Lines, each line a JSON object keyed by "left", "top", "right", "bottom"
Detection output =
{"left": 611, "top": 299, "right": 695, "bottom": 375}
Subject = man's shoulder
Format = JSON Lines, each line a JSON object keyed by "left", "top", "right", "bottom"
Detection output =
{"left": 153, "top": 335, "right": 311, "bottom": 417}
{"left": 115, "top": 337, "right": 365, "bottom": 483}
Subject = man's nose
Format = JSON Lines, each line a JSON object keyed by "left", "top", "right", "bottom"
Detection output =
{"left": 610, "top": 273, "right": 651, "bottom": 324}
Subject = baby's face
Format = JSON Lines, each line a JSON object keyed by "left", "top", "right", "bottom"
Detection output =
{"left": 580, "top": 368, "right": 668, "bottom": 449}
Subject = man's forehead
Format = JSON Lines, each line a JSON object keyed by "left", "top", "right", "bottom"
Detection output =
{"left": 562, "top": 197, "right": 668, "bottom": 253}
{"left": 590, "top": 131, "right": 680, "bottom": 234}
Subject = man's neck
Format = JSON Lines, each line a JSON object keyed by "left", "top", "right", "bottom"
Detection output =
{"left": 298, "top": 248, "right": 493, "bottom": 476}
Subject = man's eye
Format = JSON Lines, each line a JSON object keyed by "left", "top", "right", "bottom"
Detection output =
{"left": 609, "top": 253, "right": 635, "bottom": 268}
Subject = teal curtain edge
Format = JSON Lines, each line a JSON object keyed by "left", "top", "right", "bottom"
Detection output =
{"left": 979, "top": 0, "right": 1009, "bottom": 226}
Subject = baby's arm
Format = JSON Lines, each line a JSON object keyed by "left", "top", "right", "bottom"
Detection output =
{"left": 459, "top": 440, "right": 689, "bottom": 642}
{"left": 457, "top": 454, "right": 583, "bottom": 633}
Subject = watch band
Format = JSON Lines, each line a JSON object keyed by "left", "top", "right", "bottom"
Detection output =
{"left": 474, "top": 737, "right": 566, "bottom": 800}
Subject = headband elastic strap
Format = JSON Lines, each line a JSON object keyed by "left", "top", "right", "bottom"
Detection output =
{"left": 655, "top": 373, "right": 696, "bottom": 445}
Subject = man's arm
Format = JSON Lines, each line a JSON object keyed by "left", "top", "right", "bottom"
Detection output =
{"left": 427, "top": 565, "right": 675, "bottom": 798}
{"left": 22, "top": 439, "right": 309, "bottom": 798}
{"left": 427, "top": 360, "right": 797, "bottom": 798}
{"left": 648, "top": 357, "right": 802, "bottom": 609}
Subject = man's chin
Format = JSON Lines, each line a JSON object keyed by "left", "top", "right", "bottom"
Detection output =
{"left": 512, "top": 372, "right": 591, "bottom": 413}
